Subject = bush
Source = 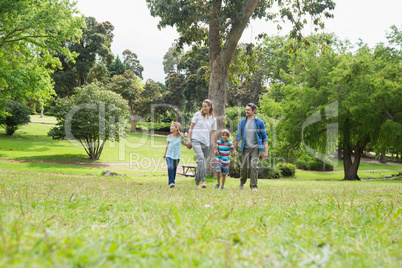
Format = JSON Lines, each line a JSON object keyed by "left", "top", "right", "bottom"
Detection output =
{"left": 0, "top": 99, "right": 31, "bottom": 135}
{"left": 295, "top": 159, "right": 308, "bottom": 170}
{"left": 48, "top": 82, "right": 129, "bottom": 160}
{"left": 277, "top": 163, "right": 296, "bottom": 177}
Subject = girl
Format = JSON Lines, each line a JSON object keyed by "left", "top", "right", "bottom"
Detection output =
{"left": 163, "top": 122, "right": 189, "bottom": 188}
{"left": 187, "top": 99, "right": 217, "bottom": 188}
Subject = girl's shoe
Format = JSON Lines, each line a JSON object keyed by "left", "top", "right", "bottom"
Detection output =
{"left": 195, "top": 185, "right": 200, "bottom": 189}
{"left": 215, "top": 184, "right": 220, "bottom": 189}
{"left": 201, "top": 181, "right": 207, "bottom": 188}
{"left": 169, "top": 184, "right": 175, "bottom": 188}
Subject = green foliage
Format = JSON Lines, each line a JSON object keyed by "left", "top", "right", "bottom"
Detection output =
{"left": 276, "top": 162, "right": 296, "bottom": 177}
{"left": 48, "top": 83, "right": 129, "bottom": 159}
{"left": 53, "top": 17, "right": 114, "bottom": 96}
{"left": 0, "top": 99, "right": 31, "bottom": 135}
{"left": 122, "top": 49, "right": 144, "bottom": 78}
{"left": 0, "top": 0, "right": 85, "bottom": 115}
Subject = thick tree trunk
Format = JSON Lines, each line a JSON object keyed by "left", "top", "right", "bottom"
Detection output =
{"left": 206, "top": 0, "right": 260, "bottom": 175}
{"left": 343, "top": 145, "right": 361, "bottom": 181}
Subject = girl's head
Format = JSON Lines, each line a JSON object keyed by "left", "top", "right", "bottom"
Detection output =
{"left": 201, "top": 99, "right": 214, "bottom": 117}
{"left": 221, "top": 129, "right": 230, "bottom": 141}
{"left": 170, "top": 122, "right": 184, "bottom": 138}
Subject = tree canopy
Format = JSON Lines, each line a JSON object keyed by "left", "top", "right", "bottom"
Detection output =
{"left": 48, "top": 82, "right": 129, "bottom": 160}
{"left": 0, "top": 0, "right": 85, "bottom": 115}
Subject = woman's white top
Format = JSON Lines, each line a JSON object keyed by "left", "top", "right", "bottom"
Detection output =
{"left": 191, "top": 112, "right": 217, "bottom": 146}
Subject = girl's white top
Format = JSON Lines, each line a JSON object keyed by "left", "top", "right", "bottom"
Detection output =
{"left": 191, "top": 112, "right": 217, "bottom": 146}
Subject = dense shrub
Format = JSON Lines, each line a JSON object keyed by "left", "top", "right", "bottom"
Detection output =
{"left": 277, "top": 163, "right": 296, "bottom": 177}
{"left": 0, "top": 99, "right": 31, "bottom": 135}
{"left": 48, "top": 83, "right": 129, "bottom": 160}
{"left": 296, "top": 158, "right": 333, "bottom": 171}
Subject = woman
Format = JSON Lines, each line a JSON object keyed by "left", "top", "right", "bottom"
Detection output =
{"left": 188, "top": 99, "right": 217, "bottom": 188}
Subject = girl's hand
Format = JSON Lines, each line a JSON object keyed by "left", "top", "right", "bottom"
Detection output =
{"left": 163, "top": 154, "right": 166, "bottom": 159}
{"left": 187, "top": 142, "right": 192, "bottom": 149}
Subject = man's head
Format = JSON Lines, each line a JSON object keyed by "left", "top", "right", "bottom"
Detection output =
{"left": 246, "top": 103, "right": 256, "bottom": 118}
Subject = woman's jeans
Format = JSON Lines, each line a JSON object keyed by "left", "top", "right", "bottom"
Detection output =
{"left": 191, "top": 139, "right": 209, "bottom": 185}
{"left": 166, "top": 157, "right": 180, "bottom": 185}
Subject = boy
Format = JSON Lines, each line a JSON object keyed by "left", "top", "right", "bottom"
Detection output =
{"left": 215, "top": 129, "right": 234, "bottom": 190}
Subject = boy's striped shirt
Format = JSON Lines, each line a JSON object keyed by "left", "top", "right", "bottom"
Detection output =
{"left": 216, "top": 139, "right": 233, "bottom": 166}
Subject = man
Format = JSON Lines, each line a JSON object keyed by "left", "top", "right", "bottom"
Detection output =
{"left": 233, "top": 103, "right": 268, "bottom": 190}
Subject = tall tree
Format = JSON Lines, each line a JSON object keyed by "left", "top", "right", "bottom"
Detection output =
{"left": 147, "top": 0, "right": 335, "bottom": 173}
{"left": 146, "top": 0, "right": 335, "bottom": 128}
{"left": 53, "top": 17, "right": 114, "bottom": 96}
{"left": 122, "top": 49, "right": 144, "bottom": 78}
{"left": 108, "top": 70, "right": 143, "bottom": 132}
{"left": 0, "top": 0, "right": 85, "bottom": 115}
{"left": 280, "top": 35, "right": 402, "bottom": 180}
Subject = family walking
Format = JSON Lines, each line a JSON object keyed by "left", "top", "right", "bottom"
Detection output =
{"left": 164, "top": 99, "right": 268, "bottom": 190}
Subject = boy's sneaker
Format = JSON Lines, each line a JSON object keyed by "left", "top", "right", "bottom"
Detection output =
{"left": 169, "top": 184, "right": 175, "bottom": 188}
{"left": 239, "top": 182, "right": 244, "bottom": 190}
{"left": 221, "top": 187, "right": 225, "bottom": 190}
{"left": 251, "top": 187, "right": 258, "bottom": 191}
{"left": 215, "top": 184, "right": 220, "bottom": 189}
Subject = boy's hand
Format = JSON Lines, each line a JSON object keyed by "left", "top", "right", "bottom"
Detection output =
{"left": 214, "top": 149, "right": 219, "bottom": 156}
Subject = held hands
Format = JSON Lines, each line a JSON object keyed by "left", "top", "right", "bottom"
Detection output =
{"left": 187, "top": 142, "right": 192, "bottom": 149}
{"left": 232, "top": 148, "right": 237, "bottom": 157}
{"left": 214, "top": 149, "right": 219, "bottom": 156}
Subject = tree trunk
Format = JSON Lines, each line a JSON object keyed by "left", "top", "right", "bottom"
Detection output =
{"left": 343, "top": 145, "right": 361, "bottom": 181}
{"left": 129, "top": 103, "right": 137, "bottom": 132}
{"left": 206, "top": 0, "right": 260, "bottom": 176}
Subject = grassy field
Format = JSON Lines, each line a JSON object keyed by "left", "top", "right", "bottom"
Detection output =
{"left": 0, "top": 118, "right": 401, "bottom": 267}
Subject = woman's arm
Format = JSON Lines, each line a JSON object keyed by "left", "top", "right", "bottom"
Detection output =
{"left": 187, "top": 122, "right": 195, "bottom": 149}
{"left": 211, "top": 130, "right": 217, "bottom": 152}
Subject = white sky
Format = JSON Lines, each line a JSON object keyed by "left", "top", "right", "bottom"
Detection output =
{"left": 75, "top": 0, "right": 402, "bottom": 83}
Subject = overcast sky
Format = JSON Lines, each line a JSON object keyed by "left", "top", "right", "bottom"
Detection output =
{"left": 75, "top": 0, "right": 402, "bottom": 83}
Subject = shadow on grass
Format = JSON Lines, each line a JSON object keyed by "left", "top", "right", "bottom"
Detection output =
{"left": 16, "top": 154, "right": 93, "bottom": 163}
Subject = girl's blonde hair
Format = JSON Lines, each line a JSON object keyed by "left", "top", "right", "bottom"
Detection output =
{"left": 201, "top": 99, "right": 214, "bottom": 117}
{"left": 172, "top": 122, "right": 184, "bottom": 139}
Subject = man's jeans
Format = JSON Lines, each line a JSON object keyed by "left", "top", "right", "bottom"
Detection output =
{"left": 240, "top": 147, "right": 260, "bottom": 188}
{"left": 166, "top": 157, "right": 179, "bottom": 185}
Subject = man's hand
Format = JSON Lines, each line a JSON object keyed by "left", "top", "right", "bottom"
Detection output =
{"left": 262, "top": 150, "right": 268, "bottom": 159}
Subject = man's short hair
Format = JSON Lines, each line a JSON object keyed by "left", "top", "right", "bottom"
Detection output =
{"left": 247, "top": 103, "right": 257, "bottom": 111}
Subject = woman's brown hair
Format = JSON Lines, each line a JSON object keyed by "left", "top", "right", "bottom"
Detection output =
{"left": 201, "top": 99, "right": 214, "bottom": 117}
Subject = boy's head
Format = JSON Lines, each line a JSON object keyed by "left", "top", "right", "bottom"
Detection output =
{"left": 221, "top": 129, "right": 230, "bottom": 139}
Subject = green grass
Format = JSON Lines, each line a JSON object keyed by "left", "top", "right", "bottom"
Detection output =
{"left": 1, "top": 170, "right": 401, "bottom": 267}
{"left": 0, "top": 121, "right": 401, "bottom": 267}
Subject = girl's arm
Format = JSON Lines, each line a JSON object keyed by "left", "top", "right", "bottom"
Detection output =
{"left": 163, "top": 142, "right": 169, "bottom": 158}
{"left": 181, "top": 140, "right": 189, "bottom": 146}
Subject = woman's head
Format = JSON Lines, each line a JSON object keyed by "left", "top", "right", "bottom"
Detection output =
{"left": 201, "top": 99, "right": 214, "bottom": 117}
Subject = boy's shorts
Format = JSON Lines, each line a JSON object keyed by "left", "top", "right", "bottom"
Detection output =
{"left": 216, "top": 162, "right": 229, "bottom": 175}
